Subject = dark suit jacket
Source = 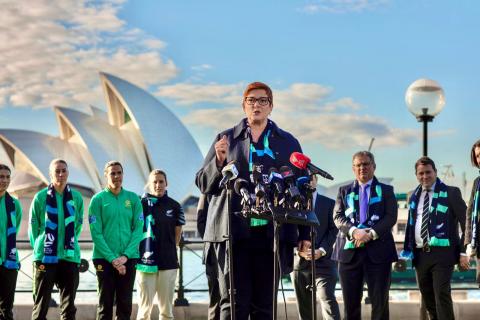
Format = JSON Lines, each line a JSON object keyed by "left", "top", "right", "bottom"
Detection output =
{"left": 412, "top": 185, "right": 466, "bottom": 266}
{"left": 331, "top": 177, "right": 398, "bottom": 264}
{"left": 465, "top": 176, "right": 479, "bottom": 254}
{"left": 294, "top": 194, "right": 338, "bottom": 272}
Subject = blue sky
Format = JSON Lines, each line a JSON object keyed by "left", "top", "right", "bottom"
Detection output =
{"left": 0, "top": 0, "right": 479, "bottom": 193}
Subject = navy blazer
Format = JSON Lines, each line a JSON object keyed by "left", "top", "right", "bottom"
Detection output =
{"left": 465, "top": 176, "right": 480, "bottom": 253}
{"left": 331, "top": 177, "right": 398, "bottom": 264}
{"left": 195, "top": 118, "right": 308, "bottom": 244}
{"left": 294, "top": 193, "right": 338, "bottom": 272}
{"left": 410, "top": 185, "right": 466, "bottom": 265}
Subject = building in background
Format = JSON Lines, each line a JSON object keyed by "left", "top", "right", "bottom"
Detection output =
{"left": 0, "top": 72, "right": 203, "bottom": 240}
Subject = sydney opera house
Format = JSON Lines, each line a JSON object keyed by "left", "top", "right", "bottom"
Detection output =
{"left": 0, "top": 72, "right": 204, "bottom": 237}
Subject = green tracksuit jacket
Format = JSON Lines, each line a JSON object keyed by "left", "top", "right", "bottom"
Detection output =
{"left": 28, "top": 187, "right": 84, "bottom": 263}
{"left": 0, "top": 193, "right": 22, "bottom": 266}
{"left": 88, "top": 188, "right": 143, "bottom": 263}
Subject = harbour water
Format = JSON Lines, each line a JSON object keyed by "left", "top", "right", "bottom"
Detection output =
{"left": 15, "top": 249, "right": 480, "bottom": 303}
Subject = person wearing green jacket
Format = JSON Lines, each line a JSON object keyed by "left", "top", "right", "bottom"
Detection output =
{"left": 0, "top": 164, "right": 22, "bottom": 320}
{"left": 28, "top": 159, "right": 84, "bottom": 320}
{"left": 89, "top": 161, "right": 143, "bottom": 320}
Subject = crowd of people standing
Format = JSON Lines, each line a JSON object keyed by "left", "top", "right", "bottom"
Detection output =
{"left": 0, "top": 81, "right": 479, "bottom": 320}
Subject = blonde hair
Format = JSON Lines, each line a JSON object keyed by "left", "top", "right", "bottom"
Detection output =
{"left": 148, "top": 169, "right": 167, "bottom": 183}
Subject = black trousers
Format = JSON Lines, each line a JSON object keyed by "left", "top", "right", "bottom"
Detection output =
{"left": 0, "top": 266, "right": 18, "bottom": 320}
{"left": 93, "top": 259, "right": 137, "bottom": 320}
{"left": 292, "top": 262, "right": 340, "bottom": 320}
{"left": 32, "top": 260, "right": 79, "bottom": 320}
{"left": 212, "top": 234, "right": 278, "bottom": 320}
{"left": 204, "top": 243, "right": 220, "bottom": 320}
{"left": 414, "top": 248, "right": 455, "bottom": 320}
{"left": 338, "top": 249, "right": 392, "bottom": 320}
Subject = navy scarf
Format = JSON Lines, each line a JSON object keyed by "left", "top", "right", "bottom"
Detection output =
{"left": 343, "top": 178, "right": 384, "bottom": 249}
{"left": 401, "top": 178, "right": 450, "bottom": 259}
{"left": 137, "top": 193, "right": 163, "bottom": 273}
{"left": 469, "top": 176, "right": 480, "bottom": 249}
{"left": 43, "top": 184, "right": 75, "bottom": 263}
{"left": 3, "top": 192, "right": 19, "bottom": 269}
{"left": 247, "top": 120, "right": 276, "bottom": 227}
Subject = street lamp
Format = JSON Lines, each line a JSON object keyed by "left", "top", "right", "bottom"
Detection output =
{"left": 405, "top": 78, "right": 445, "bottom": 156}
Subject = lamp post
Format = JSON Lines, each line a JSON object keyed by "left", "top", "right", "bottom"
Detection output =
{"left": 405, "top": 78, "right": 445, "bottom": 156}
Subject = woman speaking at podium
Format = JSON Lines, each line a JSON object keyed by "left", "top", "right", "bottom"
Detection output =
{"left": 196, "top": 82, "right": 310, "bottom": 320}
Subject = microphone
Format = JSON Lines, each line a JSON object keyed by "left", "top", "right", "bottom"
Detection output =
{"left": 268, "top": 167, "right": 284, "bottom": 194}
{"left": 296, "top": 176, "right": 315, "bottom": 194}
{"left": 268, "top": 167, "right": 284, "bottom": 207}
{"left": 252, "top": 169, "right": 266, "bottom": 207}
{"left": 218, "top": 161, "right": 239, "bottom": 188}
{"left": 297, "top": 176, "right": 315, "bottom": 211}
{"left": 290, "top": 152, "right": 334, "bottom": 180}
{"left": 279, "top": 165, "right": 302, "bottom": 208}
{"left": 234, "top": 178, "right": 253, "bottom": 207}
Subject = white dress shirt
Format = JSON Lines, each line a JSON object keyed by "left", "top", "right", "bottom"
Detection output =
{"left": 415, "top": 183, "right": 435, "bottom": 248}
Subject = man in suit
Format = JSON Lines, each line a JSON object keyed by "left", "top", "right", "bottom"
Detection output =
{"left": 332, "top": 151, "right": 398, "bottom": 320}
{"left": 400, "top": 156, "right": 468, "bottom": 320}
{"left": 291, "top": 174, "right": 340, "bottom": 320}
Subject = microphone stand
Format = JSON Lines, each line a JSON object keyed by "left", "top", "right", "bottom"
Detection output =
{"left": 224, "top": 182, "right": 236, "bottom": 320}
{"left": 262, "top": 201, "right": 318, "bottom": 320}
{"left": 267, "top": 201, "right": 281, "bottom": 320}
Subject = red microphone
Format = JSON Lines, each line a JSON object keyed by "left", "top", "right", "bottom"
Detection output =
{"left": 290, "top": 152, "right": 334, "bottom": 180}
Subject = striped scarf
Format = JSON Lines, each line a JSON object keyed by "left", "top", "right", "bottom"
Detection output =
{"left": 400, "top": 178, "right": 450, "bottom": 260}
{"left": 43, "top": 184, "right": 75, "bottom": 263}
{"left": 469, "top": 177, "right": 480, "bottom": 249}
{"left": 2, "top": 192, "right": 19, "bottom": 269}
{"left": 137, "top": 193, "right": 159, "bottom": 273}
{"left": 343, "top": 179, "right": 384, "bottom": 250}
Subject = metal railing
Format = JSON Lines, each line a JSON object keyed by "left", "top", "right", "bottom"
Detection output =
{"left": 14, "top": 239, "right": 480, "bottom": 306}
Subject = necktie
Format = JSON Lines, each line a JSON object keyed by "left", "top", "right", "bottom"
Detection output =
{"left": 359, "top": 184, "right": 369, "bottom": 224}
{"left": 421, "top": 190, "right": 430, "bottom": 246}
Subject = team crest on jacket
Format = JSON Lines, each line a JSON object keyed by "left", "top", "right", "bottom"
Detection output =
{"left": 125, "top": 200, "right": 131, "bottom": 208}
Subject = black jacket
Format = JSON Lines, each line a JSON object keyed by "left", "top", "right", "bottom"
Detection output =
{"left": 294, "top": 193, "right": 338, "bottom": 272}
{"left": 465, "top": 176, "right": 480, "bottom": 253}
{"left": 411, "top": 185, "right": 466, "bottom": 265}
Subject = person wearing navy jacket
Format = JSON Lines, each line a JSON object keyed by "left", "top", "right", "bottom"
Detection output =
{"left": 291, "top": 174, "right": 340, "bottom": 320}
{"left": 136, "top": 169, "right": 185, "bottom": 320}
{"left": 195, "top": 81, "right": 310, "bottom": 320}
{"left": 332, "top": 151, "right": 397, "bottom": 320}
{"left": 401, "top": 157, "right": 467, "bottom": 320}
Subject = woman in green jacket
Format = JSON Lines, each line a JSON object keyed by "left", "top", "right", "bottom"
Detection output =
{"left": 28, "top": 159, "right": 84, "bottom": 320}
{"left": 89, "top": 161, "right": 143, "bottom": 320}
{"left": 0, "top": 164, "right": 22, "bottom": 320}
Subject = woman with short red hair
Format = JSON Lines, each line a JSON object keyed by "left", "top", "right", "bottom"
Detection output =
{"left": 196, "top": 82, "right": 309, "bottom": 319}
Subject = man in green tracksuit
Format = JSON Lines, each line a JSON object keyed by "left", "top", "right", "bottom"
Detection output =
{"left": 88, "top": 161, "right": 143, "bottom": 320}
{"left": 28, "top": 159, "right": 84, "bottom": 320}
{"left": 0, "top": 164, "right": 22, "bottom": 320}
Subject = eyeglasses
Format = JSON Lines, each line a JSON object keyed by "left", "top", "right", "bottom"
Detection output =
{"left": 353, "top": 162, "right": 372, "bottom": 168}
{"left": 244, "top": 97, "right": 270, "bottom": 106}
